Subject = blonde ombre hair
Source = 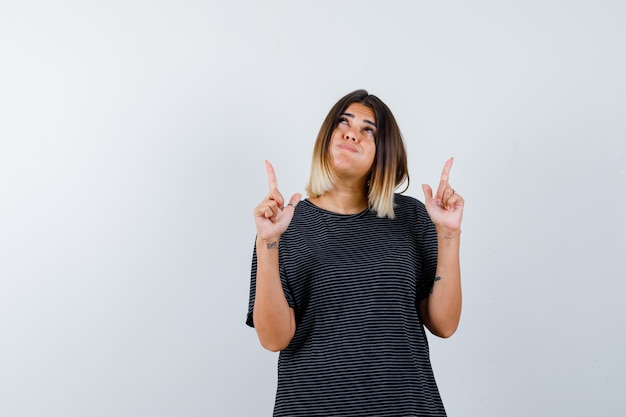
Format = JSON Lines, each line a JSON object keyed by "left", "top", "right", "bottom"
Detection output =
{"left": 306, "top": 90, "right": 409, "bottom": 219}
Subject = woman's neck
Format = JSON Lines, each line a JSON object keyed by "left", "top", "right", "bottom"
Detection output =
{"left": 309, "top": 184, "right": 368, "bottom": 214}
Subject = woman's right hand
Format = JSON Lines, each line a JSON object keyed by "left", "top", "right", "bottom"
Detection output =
{"left": 253, "top": 161, "right": 302, "bottom": 243}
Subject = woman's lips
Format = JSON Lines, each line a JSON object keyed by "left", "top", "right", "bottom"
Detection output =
{"left": 337, "top": 144, "right": 357, "bottom": 152}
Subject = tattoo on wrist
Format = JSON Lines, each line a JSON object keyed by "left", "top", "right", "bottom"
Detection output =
{"left": 430, "top": 276, "right": 442, "bottom": 294}
{"left": 266, "top": 241, "right": 278, "bottom": 250}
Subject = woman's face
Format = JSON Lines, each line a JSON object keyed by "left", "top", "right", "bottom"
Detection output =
{"left": 328, "top": 103, "right": 377, "bottom": 183}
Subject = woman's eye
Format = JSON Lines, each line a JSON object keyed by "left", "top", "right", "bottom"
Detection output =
{"left": 338, "top": 117, "right": 349, "bottom": 125}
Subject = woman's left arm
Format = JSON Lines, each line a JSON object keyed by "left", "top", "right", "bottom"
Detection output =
{"left": 419, "top": 158, "right": 464, "bottom": 338}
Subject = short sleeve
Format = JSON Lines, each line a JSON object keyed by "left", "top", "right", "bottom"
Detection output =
{"left": 416, "top": 206, "right": 438, "bottom": 303}
{"left": 246, "top": 240, "right": 296, "bottom": 328}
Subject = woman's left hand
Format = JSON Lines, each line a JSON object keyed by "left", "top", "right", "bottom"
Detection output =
{"left": 422, "top": 158, "right": 464, "bottom": 234}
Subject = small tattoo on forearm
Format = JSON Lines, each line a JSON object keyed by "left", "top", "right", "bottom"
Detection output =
{"left": 266, "top": 241, "right": 278, "bottom": 250}
{"left": 430, "top": 276, "right": 442, "bottom": 294}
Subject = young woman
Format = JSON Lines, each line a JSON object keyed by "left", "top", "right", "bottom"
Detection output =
{"left": 247, "top": 90, "right": 464, "bottom": 416}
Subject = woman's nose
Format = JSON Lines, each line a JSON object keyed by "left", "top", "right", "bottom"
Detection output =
{"left": 344, "top": 131, "right": 357, "bottom": 141}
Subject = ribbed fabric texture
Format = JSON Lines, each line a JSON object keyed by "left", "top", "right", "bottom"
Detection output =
{"left": 247, "top": 194, "right": 446, "bottom": 417}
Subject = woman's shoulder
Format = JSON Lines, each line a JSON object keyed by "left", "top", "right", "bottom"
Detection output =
{"left": 393, "top": 193, "right": 430, "bottom": 220}
{"left": 394, "top": 193, "right": 425, "bottom": 209}
{"left": 287, "top": 198, "right": 331, "bottom": 227}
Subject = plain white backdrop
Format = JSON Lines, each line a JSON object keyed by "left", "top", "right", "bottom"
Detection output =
{"left": 1, "top": 1, "right": 625, "bottom": 416}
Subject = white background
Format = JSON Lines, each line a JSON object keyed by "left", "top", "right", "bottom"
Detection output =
{"left": 1, "top": 1, "right": 625, "bottom": 416}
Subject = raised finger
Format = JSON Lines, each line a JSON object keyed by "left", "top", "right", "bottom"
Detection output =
{"left": 435, "top": 157, "right": 454, "bottom": 199}
{"left": 440, "top": 157, "right": 454, "bottom": 182}
{"left": 265, "top": 160, "right": 279, "bottom": 192}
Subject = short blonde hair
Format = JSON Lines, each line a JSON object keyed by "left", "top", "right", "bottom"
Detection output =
{"left": 306, "top": 90, "right": 409, "bottom": 218}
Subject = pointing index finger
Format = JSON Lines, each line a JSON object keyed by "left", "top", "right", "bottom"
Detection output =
{"left": 440, "top": 157, "right": 454, "bottom": 183}
{"left": 265, "top": 160, "right": 279, "bottom": 191}
{"left": 435, "top": 157, "right": 454, "bottom": 199}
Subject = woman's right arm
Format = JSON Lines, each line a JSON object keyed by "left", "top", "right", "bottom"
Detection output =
{"left": 252, "top": 236, "right": 296, "bottom": 352}
{"left": 252, "top": 161, "right": 301, "bottom": 352}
